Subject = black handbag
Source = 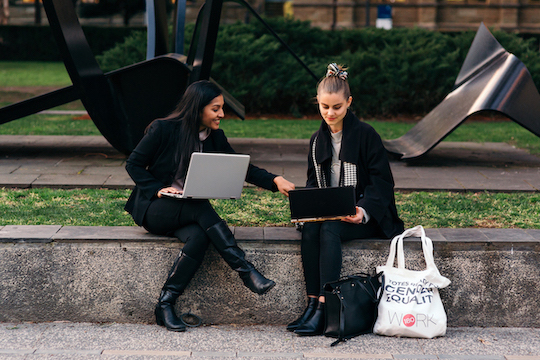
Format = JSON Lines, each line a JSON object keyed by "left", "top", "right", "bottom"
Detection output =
{"left": 323, "top": 272, "right": 382, "bottom": 346}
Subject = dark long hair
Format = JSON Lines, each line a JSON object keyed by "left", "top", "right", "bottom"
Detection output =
{"left": 155, "top": 80, "right": 222, "bottom": 180}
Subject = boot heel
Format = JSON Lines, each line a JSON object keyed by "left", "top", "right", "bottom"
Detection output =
{"left": 155, "top": 306, "right": 164, "bottom": 326}
{"left": 155, "top": 302, "right": 186, "bottom": 332}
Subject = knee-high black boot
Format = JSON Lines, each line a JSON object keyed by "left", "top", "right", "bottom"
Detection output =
{"left": 155, "top": 251, "right": 201, "bottom": 331}
{"left": 206, "top": 221, "right": 275, "bottom": 295}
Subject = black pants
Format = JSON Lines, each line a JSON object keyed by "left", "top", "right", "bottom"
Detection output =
{"left": 143, "top": 198, "right": 221, "bottom": 263}
{"left": 301, "top": 220, "right": 383, "bottom": 297}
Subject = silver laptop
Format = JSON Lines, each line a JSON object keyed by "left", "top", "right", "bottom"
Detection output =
{"left": 160, "top": 152, "right": 250, "bottom": 199}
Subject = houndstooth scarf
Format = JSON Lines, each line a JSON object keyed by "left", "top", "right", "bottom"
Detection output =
{"left": 312, "top": 135, "right": 357, "bottom": 188}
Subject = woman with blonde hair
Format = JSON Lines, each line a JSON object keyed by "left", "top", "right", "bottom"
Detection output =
{"left": 288, "top": 63, "right": 404, "bottom": 336}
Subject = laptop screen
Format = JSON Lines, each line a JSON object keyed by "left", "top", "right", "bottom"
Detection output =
{"left": 289, "top": 186, "right": 356, "bottom": 223}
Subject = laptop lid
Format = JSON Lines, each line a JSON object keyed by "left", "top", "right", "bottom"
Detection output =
{"left": 289, "top": 186, "right": 356, "bottom": 223}
{"left": 181, "top": 152, "right": 250, "bottom": 199}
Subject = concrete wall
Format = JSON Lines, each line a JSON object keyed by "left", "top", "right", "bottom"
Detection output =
{"left": 1, "top": 225, "right": 539, "bottom": 327}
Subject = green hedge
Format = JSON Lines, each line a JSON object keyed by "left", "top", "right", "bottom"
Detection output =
{"left": 36, "top": 18, "right": 540, "bottom": 117}
{"left": 0, "top": 25, "right": 144, "bottom": 61}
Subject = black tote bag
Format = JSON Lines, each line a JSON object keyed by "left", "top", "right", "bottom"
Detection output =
{"left": 323, "top": 272, "right": 382, "bottom": 346}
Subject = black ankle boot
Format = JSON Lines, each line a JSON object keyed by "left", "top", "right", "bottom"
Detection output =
{"left": 287, "top": 297, "right": 318, "bottom": 332}
{"left": 239, "top": 268, "right": 276, "bottom": 295}
{"left": 206, "top": 221, "right": 275, "bottom": 295}
{"left": 294, "top": 302, "right": 325, "bottom": 336}
{"left": 155, "top": 251, "right": 200, "bottom": 331}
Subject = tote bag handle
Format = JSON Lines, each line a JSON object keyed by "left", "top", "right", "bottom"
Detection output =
{"left": 385, "top": 225, "right": 425, "bottom": 268}
{"left": 385, "top": 225, "right": 450, "bottom": 288}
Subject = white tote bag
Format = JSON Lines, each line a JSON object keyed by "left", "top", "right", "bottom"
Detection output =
{"left": 373, "top": 225, "right": 451, "bottom": 338}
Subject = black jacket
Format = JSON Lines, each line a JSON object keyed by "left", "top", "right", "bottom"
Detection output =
{"left": 125, "top": 119, "right": 278, "bottom": 226}
{"left": 307, "top": 111, "right": 404, "bottom": 238}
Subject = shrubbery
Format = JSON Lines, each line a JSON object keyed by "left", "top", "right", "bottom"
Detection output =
{"left": 0, "top": 25, "right": 143, "bottom": 62}
{"left": 96, "top": 18, "right": 540, "bottom": 117}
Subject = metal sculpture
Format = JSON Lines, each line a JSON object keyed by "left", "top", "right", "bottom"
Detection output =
{"left": 0, "top": 0, "right": 316, "bottom": 155}
{"left": 0, "top": 0, "right": 191, "bottom": 155}
{"left": 383, "top": 23, "right": 540, "bottom": 160}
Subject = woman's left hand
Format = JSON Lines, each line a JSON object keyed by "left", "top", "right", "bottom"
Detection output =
{"left": 341, "top": 206, "right": 364, "bottom": 224}
{"left": 273, "top": 176, "right": 295, "bottom": 197}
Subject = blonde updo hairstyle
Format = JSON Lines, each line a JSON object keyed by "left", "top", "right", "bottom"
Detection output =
{"left": 317, "top": 63, "right": 351, "bottom": 99}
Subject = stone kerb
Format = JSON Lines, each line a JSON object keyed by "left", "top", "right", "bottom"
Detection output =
{"left": 0, "top": 225, "right": 539, "bottom": 327}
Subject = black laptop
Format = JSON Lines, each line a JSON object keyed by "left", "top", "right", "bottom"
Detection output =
{"left": 289, "top": 186, "right": 357, "bottom": 223}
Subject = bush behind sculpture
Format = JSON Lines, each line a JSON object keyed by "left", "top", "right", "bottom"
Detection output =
{"left": 0, "top": 25, "right": 142, "bottom": 62}
{"left": 96, "top": 18, "right": 540, "bottom": 117}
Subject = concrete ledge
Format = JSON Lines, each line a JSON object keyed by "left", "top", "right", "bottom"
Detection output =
{"left": 1, "top": 225, "right": 539, "bottom": 327}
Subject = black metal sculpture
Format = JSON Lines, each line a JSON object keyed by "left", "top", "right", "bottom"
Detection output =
{"left": 0, "top": 0, "right": 191, "bottom": 155}
{"left": 383, "top": 23, "right": 540, "bottom": 160}
{"left": 0, "top": 0, "right": 316, "bottom": 155}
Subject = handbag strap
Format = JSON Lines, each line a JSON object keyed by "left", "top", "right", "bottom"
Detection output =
{"left": 353, "top": 278, "right": 378, "bottom": 303}
{"left": 331, "top": 289, "right": 352, "bottom": 347}
{"left": 338, "top": 296, "right": 346, "bottom": 343}
{"left": 337, "top": 272, "right": 373, "bottom": 282}
{"left": 331, "top": 273, "right": 381, "bottom": 346}
{"left": 347, "top": 273, "right": 382, "bottom": 303}
{"left": 377, "top": 273, "right": 385, "bottom": 304}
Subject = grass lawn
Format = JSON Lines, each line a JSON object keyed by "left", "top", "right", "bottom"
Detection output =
{"left": 1, "top": 188, "right": 539, "bottom": 229}
{"left": 1, "top": 115, "right": 539, "bottom": 155}
{"left": 0, "top": 61, "right": 71, "bottom": 87}
{"left": 0, "top": 114, "right": 101, "bottom": 136}
{"left": 1, "top": 61, "right": 539, "bottom": 229}
{"left": 222, "top": 118, "right": 540, "bottom": 155}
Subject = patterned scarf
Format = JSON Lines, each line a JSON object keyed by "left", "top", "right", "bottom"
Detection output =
{"left": 312, "top": 135, "right": 357, "bottom": 188}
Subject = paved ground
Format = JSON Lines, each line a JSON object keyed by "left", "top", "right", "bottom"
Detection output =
{"left": 1, "top": 322, "right": 539, "bottom": 359}
{"left": 1, "top": 135, "right": 539, "bottom": 191}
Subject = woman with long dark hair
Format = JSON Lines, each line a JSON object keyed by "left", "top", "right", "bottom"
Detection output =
{"left": 125, "top": 80, "right": 295, "bottom": 332}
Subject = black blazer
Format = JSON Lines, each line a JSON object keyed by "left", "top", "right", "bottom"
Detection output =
{"left": 307, "top": 111, "right": 404, "bottom": 238}
{"left": 125, "top": 119, "right": 278, "bottom": 226}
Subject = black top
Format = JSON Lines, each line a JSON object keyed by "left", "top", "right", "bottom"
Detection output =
{"left": 307, "top": 111, "right": 404, "bottom": 238}
{"left": 125, "top": 119, "right": 278, "bottom": 226}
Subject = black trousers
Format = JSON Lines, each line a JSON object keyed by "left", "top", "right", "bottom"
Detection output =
{"left": 143, "top": 198, "right": 222, "bottom": 263}
{"left": 301, "top": 220, "right": 383, "bottom": 297}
